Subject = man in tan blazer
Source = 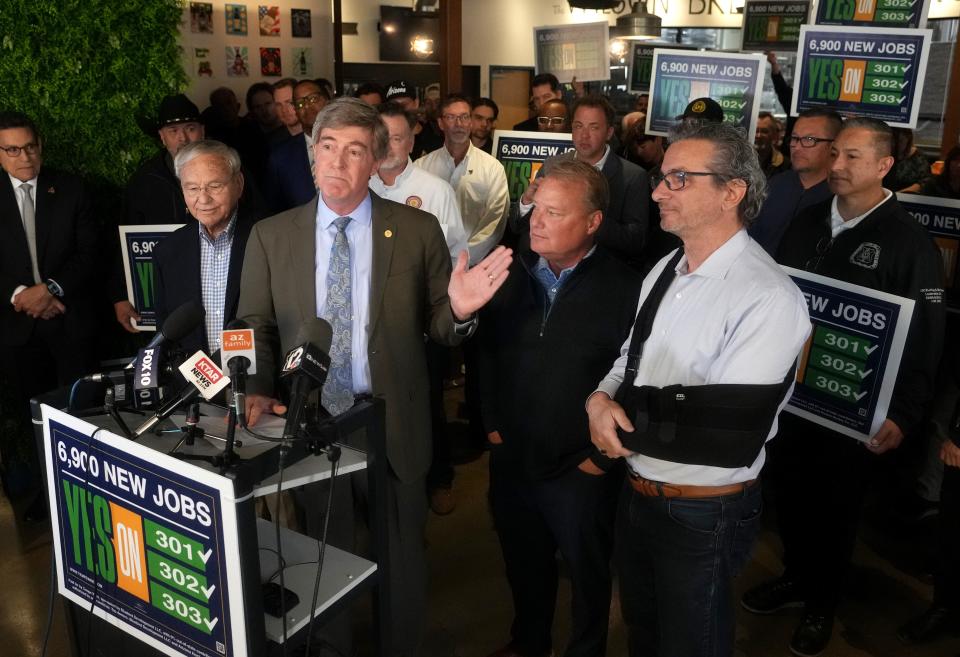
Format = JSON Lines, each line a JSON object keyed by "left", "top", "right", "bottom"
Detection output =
{"left": 238, "top": 97, "right": 512, "bottom": 656}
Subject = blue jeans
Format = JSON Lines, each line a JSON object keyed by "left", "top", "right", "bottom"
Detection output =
{"left": 615, "top": 479, "right": 762, "bottom": 657}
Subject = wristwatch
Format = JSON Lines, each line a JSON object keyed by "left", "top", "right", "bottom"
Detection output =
{"left": 45, "top": 279, "right": 64, "bottom": 298}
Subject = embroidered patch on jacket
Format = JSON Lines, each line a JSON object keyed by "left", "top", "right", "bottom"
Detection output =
{"left": 849, "top": 242, "right": 881, "bottom": 269}
{"left": 405, "top": 195, "right": 422, "bottom": 208}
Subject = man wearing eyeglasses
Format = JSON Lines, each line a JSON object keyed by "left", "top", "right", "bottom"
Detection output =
{"left": 743, "top": 117, "right": 945, "bottom": 657}
{"left": 535, "top": 98, "right": 568, "bottom": 134}
{"left": 152, "top": 141, "right": 263, "bottom": 355}
{"left": 0, "top": 111, "right": 100, "bottom": 521}
{"left": 749, "top": 108, "right": 842, "bottom": 256}
{"left": 588, "top": 120, "right": 811, "bottom": 657}
{"left": 264, "top": 79, "right": 330, "bottom": 212}
{"left": 515, "top": 95, "right": 650, "bottom": 269}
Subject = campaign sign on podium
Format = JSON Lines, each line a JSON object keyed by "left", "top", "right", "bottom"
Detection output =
{"left": 43, "top": 406, "right": 247, "bottom": 657}
{"left": 492, "top": 131, "right": 574, "bottom": 203}
{"left": 791, "top": 25, "right": 931, "bottom": 128}
{"left": 119, "top": 224, "right": 184, "bottom": 331}
{"left": 782, "top": 268, "right": 914, "bottom": 441}
{"left": 898, "top": 193, "right": 960, "bottom": 308}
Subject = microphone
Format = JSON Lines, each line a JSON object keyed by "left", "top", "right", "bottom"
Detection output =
{"left": 132, "top": 349, "right": 229, "bottom": 438}
{"left": 221, "top": 319, "right": 257, "bottom": 427}
{"left": 145, "top": 299, "right": 206, "bottom": 352}
{"left": 280, "top": 319, "right": 333, "bottom": 441}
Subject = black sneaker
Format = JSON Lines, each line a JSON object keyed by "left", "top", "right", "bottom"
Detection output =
{"left": 741, "top": 577, "right": 804, "bottom": 614}
{"left": 897, "top": 605, "right": 959, "bottom": 645}
{"left": 790, "top": 613, "right": 833, "bottom": 657}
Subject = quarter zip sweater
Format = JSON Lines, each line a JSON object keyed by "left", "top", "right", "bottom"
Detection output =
{"left": 477, "top": 243, "right": 643, "bottom": 480}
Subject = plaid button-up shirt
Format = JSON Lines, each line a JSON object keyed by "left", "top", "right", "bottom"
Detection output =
{"left": 199, "top": 213, "right": 237, "bottom": 352}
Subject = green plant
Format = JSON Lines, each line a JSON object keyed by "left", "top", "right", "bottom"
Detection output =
{"left": 0, "top": 0, "right": 187, "bottom": 187}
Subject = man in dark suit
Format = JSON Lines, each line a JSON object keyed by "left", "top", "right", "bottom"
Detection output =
{"left": 264, "top": 79, "right": 329, "bottom": 212}
{"left": 238, "top": 98, "right": 512, "bottom": 656}
{"left": 513, "top": 73, "right": 564, "bottom": 132}
{"left": 0, "top": 111, "right": 99, "bottom": 518}
{"left": 513, "top": 94, "right": 650, "bottom": 268}
{"left": 153, "top": 140, "right": 262, "bottom": 356}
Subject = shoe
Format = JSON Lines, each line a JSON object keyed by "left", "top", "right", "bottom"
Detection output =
{"left": 429, "top": 486, "right": 456, "bottom": 515}
{"left": 897, "top": 605, "right": 959, "bottom": 644}
{"left": 741, "top": 576, "right": 804, "bottom": 614}
{"left": 789, "top": 612, "right": 833, "bottom": 657}
{"left": 23, "top": 492, "right": 48, "bottom": 523}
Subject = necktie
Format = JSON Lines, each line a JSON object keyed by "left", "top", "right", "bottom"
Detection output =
{"left": 19, "top": 184, "right": 41, "bottom": 284}
{"left": 321, "top": 216, "right": 354, "bottom": 415}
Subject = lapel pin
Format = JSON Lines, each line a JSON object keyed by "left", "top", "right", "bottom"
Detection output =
{"left": 47, "top": 186, "right": 55, "bottom": 194}
{"left": 384, "top": 229, "right": 393, "bottom": 238}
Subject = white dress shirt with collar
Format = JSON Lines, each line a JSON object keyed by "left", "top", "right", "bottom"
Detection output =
{"left": 415, "top": 141, "right": 509, "bottom": 264}
{"left": 595, "top": 230, "right": 811, "bottom": 486}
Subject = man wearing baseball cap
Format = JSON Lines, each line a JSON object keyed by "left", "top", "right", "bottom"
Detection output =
{"left": 385, "top": 80, "right": 443, "bottom": 159}
{"left": 678, "top": 97, "right": 725, "bottom": 126}
{"left": 113, "top": 94, "right": 206, "bottom": 332}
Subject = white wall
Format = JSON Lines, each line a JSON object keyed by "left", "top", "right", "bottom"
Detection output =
{"left": 179, "top": 1, "right": 334, "bottom": 109}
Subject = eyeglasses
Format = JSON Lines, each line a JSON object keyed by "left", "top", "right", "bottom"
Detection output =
{"left": 650, "top": 169, "right": 725, "bottom": 191}
{"left": 182, "top": 181, "right": 231, "bottom": 197}
{"left": 294, "top": 93, "right": 325, "bottom": 110}
{"left": 1, "top": 143, "right": 40, "bottom": 157}
{"left": 790, "top": 135, "right": 834, "bottom": 148}
{"left": 804, "top": 236, "right": 834, "bottom": 272}
{"left": 537, "top": 116, "right": 565, "bottom": 127}
{"left": 442, "top": 113, "right": 471, "bottom": 124}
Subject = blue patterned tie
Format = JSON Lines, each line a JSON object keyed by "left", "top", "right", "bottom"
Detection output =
{"left": 321, "top": 216, "right": 354, "bottom": 415}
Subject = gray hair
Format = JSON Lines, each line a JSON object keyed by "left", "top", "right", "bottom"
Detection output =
{"left": 174, "top": 140, "right": 242, "bottom": 179}
{"left": 668, "top": 120, "right": 767, "bottom": 226}
{"left": 311, "top": 97, "right": 389, "bottom": 160}
{"left": 542, "top": 159, "right": 609, "bottom": 215}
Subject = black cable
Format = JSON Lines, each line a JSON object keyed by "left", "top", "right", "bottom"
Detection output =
{"left": 303, "top": 448, "right": 340, "bottom": 657}
{"left": 83, "top": 427, "right": 106, "bottom": 657}
{"left": 275, "top": 446, "right": 288, "bottom": 657}
{"left": 40, "top": 530, "right": 57, "bottom": 657}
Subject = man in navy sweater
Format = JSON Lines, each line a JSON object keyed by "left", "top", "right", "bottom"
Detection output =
{"left": 478, "top": 159, "right": 643, "bottom": 657}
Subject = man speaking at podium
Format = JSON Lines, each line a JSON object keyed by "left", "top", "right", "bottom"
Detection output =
{"left": 237, "top": 97, "right": 512, "bottom": 655}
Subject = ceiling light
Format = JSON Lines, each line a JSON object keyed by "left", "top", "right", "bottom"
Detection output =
{"left": 609, "top": 1, "right": 661, "bottom": 40}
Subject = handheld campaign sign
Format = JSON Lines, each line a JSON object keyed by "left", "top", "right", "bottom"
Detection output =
{"left": 629, "top": 43, "right": 695, "bottom": 93}
{"left": 898, "top": 193, "right": 960, "bottom": 308}
{"left": 791, "top": 25, "right": 932, "bottom": 128}
{"left": 43, "top": 406, "right": 248, "bottom": 657}
{"left": 646, "top": 50, "right": 765, "bottom": 137}
{"left": 119, "top": 224, "right": 184, "bottom": 331}
{"left": 741, "top": 0, "right": 811, "bottom": 51}
{"left": 814, "top": 0, "right": 932, "bottom": 29}
{"left": 491, "top": 131, "right": 575, "bottom": 203}
{"left": 533, "top": 22, "right": 610, "bottom": 83}
{"left": 783, "top": 267, "right": 914, "bottom": 441}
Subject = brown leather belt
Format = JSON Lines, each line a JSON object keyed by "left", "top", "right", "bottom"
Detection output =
{"left": 629, "top": 473, "right": 757, "bottom": 499}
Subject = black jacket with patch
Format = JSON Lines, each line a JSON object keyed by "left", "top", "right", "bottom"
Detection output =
{"left": 776, "top": 194, "right": 946, "bottom": 435}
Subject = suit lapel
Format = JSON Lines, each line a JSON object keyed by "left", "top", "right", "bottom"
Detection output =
{"left": 224, "top": 209, "right": 253, "bottom": 320}
{"left": 34, "top": 171, "right": 57, "bottom": 266}
{"left": 368, "top": 192, "right": 396, "bottom": 332}
{"left": 292, "top": 198, "right": 320, "bottom": 322}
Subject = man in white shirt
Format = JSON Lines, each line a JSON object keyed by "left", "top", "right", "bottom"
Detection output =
{"left": 416, "top": 93, "right": 510, "bottom": 265}
{"left": 587, "top": 121, "right": 811, "bottom": 657}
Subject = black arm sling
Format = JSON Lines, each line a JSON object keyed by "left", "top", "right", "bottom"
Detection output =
{"left": 613, "top": 248, "right": 797, "bottom": 469}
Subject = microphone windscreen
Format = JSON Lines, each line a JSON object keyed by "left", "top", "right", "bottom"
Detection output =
{"left": 296, "top": 318, "right": 333, "bottom": 353}
{"left": 161, "top": 300, "right": 206, "bottom": 342}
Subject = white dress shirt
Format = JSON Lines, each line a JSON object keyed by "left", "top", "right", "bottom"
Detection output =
{"left": 315, "top": 194, "right": 373, "bottom": 394}
{"left": 595, "top": 230, "right": 812, "bottom": 486}
{"left": 415, "top": 142, "right": 509, "bottom": 264}
{"left": 369, "top": 158, "right": 469, "bottom": 263}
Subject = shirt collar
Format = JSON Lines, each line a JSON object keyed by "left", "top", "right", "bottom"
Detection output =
{"left": 317, "top": 192, "right": 373, "bottom": 229}
{"left": 8, "top": 173, "right": 37, "bottom": 190}
{"left": 575, "top": 145, "right": 610, "bottom": 172}
{"left": 198, "top": 211, "right": 238, "bottom": 245}
{"left": 829, "top": 189, "right": 892, "bottom": 237}
{"left": 676, "top": 229, "right": 750, "bottom": 280}
{"left": 533, "top": 245, "right": 597, "bottom": 278}
{"left": 441, "top": 141, "right": 474, "bottom": 168}
{"left": 372, "top": 157, "right": 414, "bottom": 191}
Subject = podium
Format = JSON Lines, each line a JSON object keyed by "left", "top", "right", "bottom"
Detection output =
{"left": 32, "top": 388, "right": 392, "bottom": 657}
